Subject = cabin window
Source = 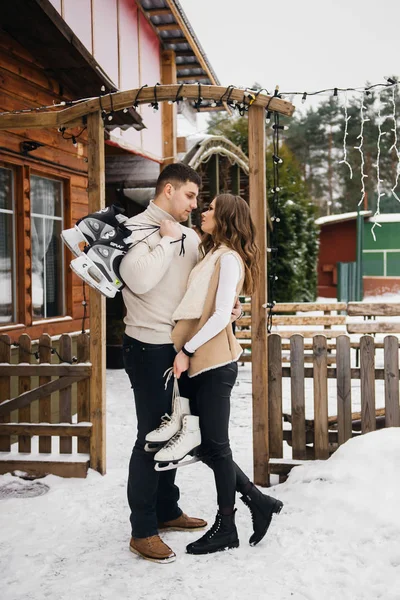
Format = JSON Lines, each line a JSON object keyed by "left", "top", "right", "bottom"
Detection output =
{"left": 0, "top": 167, "right": 17, "bottom": 323}
{"left": 30, "top": 175, "right": 65, "bottom": 319}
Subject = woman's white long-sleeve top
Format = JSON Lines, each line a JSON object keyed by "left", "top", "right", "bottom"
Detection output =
{"left": 183, "top": 253, "right": 242, "bottom": 354}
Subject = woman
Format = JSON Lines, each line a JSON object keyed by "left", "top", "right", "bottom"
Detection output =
{"left": 171, "top": 193, "right": 283, "bottom": 556}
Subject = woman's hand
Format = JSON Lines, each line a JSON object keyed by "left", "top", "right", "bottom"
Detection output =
{"left": 173, "top": 350, "right": 190, "bottom": 379}
{"left": 231, "top": 298, "right": 242, "bottom": 323}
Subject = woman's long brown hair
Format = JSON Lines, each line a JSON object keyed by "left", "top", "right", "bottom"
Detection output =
{"left": 200, "top": 194, "right": 260, "bottom": 295}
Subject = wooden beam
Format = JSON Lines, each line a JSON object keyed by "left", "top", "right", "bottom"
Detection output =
{"left": 0, "top": 85, "right": 295, "bottom": 129}
{"left": 146, "top": 8, "right": 172, "bottom": 16}
{"left": 161, "top": 50, "right": 177, "bottom": 166}
{"left": 0, "top": 459, "right": 89, "bottom": 478}
{"left": 162, "top": 37, "right": 187, "bottom": 44}
{"left": 0, "top": 423, "right": 92, "bottom": 437}
{"left": 176, "top": 63, "right": 200, "bottom": 70}
{"left": 175, "top": 51, "right": 196, "bottom": 57}
{"left": 0, "top": 376, "right": 85, "bottom": 417}
{"left": 0, "top": 365, "right": 91, "bottom": 376}
{"left": 248, "top": 104, "right": 269, "bottom": 486}
{"left": 155, "top": 23, "right": 180, "bottom": 31}
{"left": 87, "top": 111, "right": 106, "bottom": 475}
{"left": 177, "top": 75, "right": 209, "bottom": 81}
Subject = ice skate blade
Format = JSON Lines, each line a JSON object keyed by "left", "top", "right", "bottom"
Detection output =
{"left": 144, "top": 442, "right": 163, "bottom": 453}
{"left": 154, "top": 455, "right": 201, "bottom": 472}
{"left": 61, "top": 226, "right": 87, "bottom": 257}
{"left": 129, "top": 545, "right": 176, "bottom": 564}
{"left": 70, "top": 255, "right": 117, "bottom": 298}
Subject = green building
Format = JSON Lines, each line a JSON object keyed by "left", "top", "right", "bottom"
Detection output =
{"left": 363, "top": 214, "right": 400, "bottom": 277}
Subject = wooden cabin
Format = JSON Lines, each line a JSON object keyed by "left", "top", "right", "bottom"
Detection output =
{"left": 0, "top": 0, "right": 221, "bottom": 343}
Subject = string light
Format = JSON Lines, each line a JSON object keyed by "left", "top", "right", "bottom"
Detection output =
{"left": 371, "top": 90, "right": 386, "bottom": 241}
{"left": 389, "top": 84, "right": 400, "bottom": 203}
{"left": 356, "top": 93, "right": 368, "bottom": 208}
{"left": 338, "top": 91, "right": 353, "bottom": 179}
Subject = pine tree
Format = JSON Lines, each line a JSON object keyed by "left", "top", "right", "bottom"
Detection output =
{"left": 207, "top": 112, "right": 319, "bottom": 302}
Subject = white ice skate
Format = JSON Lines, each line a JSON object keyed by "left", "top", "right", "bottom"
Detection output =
{"left": 154, "top": 415, "right": 201, "bottom": 472}
{"left": 145, "top": 395, "right": 191, "bottom": 452}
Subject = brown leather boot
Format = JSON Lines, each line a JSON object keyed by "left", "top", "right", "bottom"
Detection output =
{"left": 158, "top": 512, "right": 207, "bottom": 531}
{"left": 129, "top": 535, "right": 176, "bottom": 564}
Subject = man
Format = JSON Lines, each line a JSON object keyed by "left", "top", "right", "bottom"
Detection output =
{"left": 120, "top": 163, "right": 239, "bottom": 564}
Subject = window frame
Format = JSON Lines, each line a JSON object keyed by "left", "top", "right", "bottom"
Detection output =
{"left": 0, "top": 163, "right": 18, "bottom": 324}
{"left": 30, "top": 171, "right": 66, "bottom": 321}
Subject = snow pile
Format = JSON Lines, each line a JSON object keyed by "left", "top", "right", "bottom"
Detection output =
{"left": 0, "top": 369, "right": 399, "bottom": 600}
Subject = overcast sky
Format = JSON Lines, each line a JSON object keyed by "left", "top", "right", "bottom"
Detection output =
{"left": 180, "top": 0, "right": 400, "bottom": 111}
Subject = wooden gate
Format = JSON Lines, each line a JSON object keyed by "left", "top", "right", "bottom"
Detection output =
{"left": 0, "top": 333, "right": 92, "bottom": 478}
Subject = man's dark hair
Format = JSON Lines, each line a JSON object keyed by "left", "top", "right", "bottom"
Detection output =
{"left": 155, "top": 163, "right": 201, "bottom": 197}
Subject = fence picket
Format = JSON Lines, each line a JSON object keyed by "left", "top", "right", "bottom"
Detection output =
{"left": 59, "top": 335, "right": 72, "bottom": 453}
{"left": 39, "top": 334, "right": 52, "bottom": 453}
{"left": 290, "top": 335, "right": 307, "bottom": 460}
{"left": 18, "top": 334, "right": 31, "bottom": 452}
{"left": 313, "top": 335, "right": 329, "bottom": 459}
{"left": 384, "top": 336, "right": 400, "bottom": 427}
{"left": 77, "top": 333, "right": 90, "bottom": 454}
{"left": 0, "top": 335, "right": 11, "bottom": 451}
{"left": 336, "top": 335, "right": 352, "bottom": 445}
{"left": 268, "top": 334, "right": 283, "bottom": 458}
{"left": 360, "top": 336, "right": 376, "bottom": 433}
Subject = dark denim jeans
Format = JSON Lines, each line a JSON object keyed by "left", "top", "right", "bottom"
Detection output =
{"left": 190, "top": 362, "right": 250, "bottom": 510}
{"left": 123, "top": 334, "right": 191, "bottom": 538}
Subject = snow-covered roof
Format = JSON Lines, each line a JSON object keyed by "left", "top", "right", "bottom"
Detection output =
{"left": 315, "top": 211, "right": 372, "bottom": 226}
{"left": 368, "top": 213, "right": 400, "bottom": 223}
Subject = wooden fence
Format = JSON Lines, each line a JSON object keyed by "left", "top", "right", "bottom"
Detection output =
{"left": 267, "top": 333, "right": 400, "bottom": 481}
{"left": 0, "top": 333, "right": 92, "bottom": 478}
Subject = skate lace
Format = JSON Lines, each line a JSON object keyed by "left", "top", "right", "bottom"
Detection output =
{"left": 162, "top": 425, "right": 186, "bottom": 450}
{"left": 156, "top": 414, "right": 172, "bottom": 430}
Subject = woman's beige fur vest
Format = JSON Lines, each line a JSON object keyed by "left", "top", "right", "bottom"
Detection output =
{"left": 171, "top": 246, "right": 245, "bottom": 377}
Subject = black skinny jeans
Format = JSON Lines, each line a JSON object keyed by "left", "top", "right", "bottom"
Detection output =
{"left": 123, "top": 334, "right": 192, "bottom": 538}
{"left": 190, "top": 362, "right": 251, "bottom": 511}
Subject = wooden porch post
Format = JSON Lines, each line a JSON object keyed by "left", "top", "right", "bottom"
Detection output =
{"left": 248, "top": 105, "right": 269, "bottom": 486}
{"left": 161, "top": 50, "right": 177, "bottom": 167}
{"left": 87, "top": 111, "right": 106, "bottom": 474}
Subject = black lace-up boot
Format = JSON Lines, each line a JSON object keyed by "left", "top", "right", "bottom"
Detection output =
{"left": 240, "top": 484, "right": 283, "bottom": 546}
{"left": 186, "top": 510, "right": 239, "bottom": 555}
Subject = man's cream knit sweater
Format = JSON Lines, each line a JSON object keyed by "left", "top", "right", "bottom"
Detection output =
{"left": 119, "top": 201, "right": 199, "bottom": 344}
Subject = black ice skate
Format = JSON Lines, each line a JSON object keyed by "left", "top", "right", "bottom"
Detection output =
{"left": 61, "top": 205, "right": 128, "bottom": 257}
{"left": 70, "top": 224, "right": 135, "bottom": 298}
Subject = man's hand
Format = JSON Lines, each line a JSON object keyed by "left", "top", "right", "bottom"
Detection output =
{"left": 159, "top": 219, "right": 182, "bottom": 240}
{"left": 173, "top": 350, "right": 190, "bottom": 379}
{"left": 231, "top": 298, "right": 243, "bottom": 323}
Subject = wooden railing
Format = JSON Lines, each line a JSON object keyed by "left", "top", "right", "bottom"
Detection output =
{"left": 0, "top": 333, "right": 92, "bottom": 478}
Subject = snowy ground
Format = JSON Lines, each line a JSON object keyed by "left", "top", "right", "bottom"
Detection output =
{"left": 1, "top": 365, "right": 400, "bottom": 600}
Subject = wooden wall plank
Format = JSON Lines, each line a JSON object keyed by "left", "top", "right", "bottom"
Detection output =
{"left": 384, "top": 336, "right": 400, "bottom": 427}
{"left": 313, "top": 335, "right": 329, "bottom": 459}
{"left": 290, "top": 335, "right": 307, "bottom": 460}
{"left": 0, "top": 335, "right": 11, "bottom": 451}
{"left": 38, "top": 334, "right": 52, "bottom": 453}
{"left": 77, "top": 333, "right": 90, "bottom": 454}
{"left": 360, "top": 336, "right": 376, "bottom": 433}
{"left": 59, "top": 335, "right": 72, "bottom": 453}
{"left": 18, "top": 334, "right": 32, "bottom": 452}
{"left": 268, "top": 334, "right": 283, "bottom": 458}
{"left": 336, "top": 335, "right": 352, "bottom": 445}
